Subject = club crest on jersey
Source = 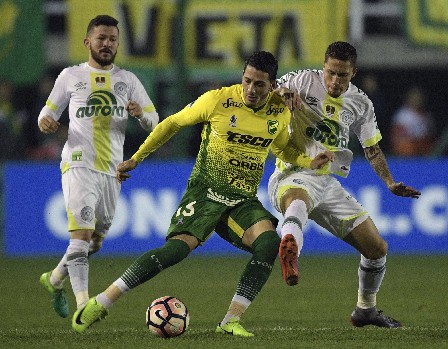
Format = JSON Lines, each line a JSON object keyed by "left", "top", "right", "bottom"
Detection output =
{"left": 114, "top": 82, "right": 128, "bottom": 96}
{"left": 229, "top": 115, "right": 237, "bottom": 127}
{"left": 267, "top": 120, "right": 279, "bottom": 135}
{"left": 95, "top": 76, "right": 106, "bottom": 87}
{"left": 339, "top": 110, "right": 355, "bottom": 126}
{"left": 81, "top": 206, "right": 94, "bottom": 222}
{"left": 325, "top": 104, "right": 335, "bottom": 117}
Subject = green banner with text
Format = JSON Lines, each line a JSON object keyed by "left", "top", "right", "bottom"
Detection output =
{"left": 0, "top": 0, "right": 45, "bottom": 85}
{"left": 405, "top": 0, "right": 448, "bottom": 48}
{"left": 67, "top": 0, "right": 349, "bottom": 73}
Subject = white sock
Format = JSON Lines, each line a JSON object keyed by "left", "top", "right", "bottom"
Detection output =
{"left": 221, "top": 295, "right": 251, "bottom": 325}
{"left": 50, "top": 254, "right": 69, "bottom": 288}
{"left": 357, "top": 255, "right": 386, "bottom": 309}
{"left": 96, "top": 293, "right": 114, "bottom": 309}
{"left": 95, "top": 278, "right": 130, "bottom": 310}
{"left": 66, "top": 239, "right": 90, "bottom": 308}
{"left": 281, "top": 199, "right": 308, "bottom": 255}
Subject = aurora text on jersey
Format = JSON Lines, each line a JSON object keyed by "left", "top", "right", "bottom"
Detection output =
{"left": 76, "top": 91, "right": 125, "bottom": 118}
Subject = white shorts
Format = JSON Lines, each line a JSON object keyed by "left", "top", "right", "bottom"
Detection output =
{"left": 268, "top": 170, "right": 369, "bottom": 238}
{"left": 61, "top": 167, "right": 120, "bottom": 233}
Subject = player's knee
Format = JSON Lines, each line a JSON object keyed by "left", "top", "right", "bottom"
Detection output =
{"left": 88, "top": 240, "right": 103, "bottom": 256}
{"left": 252, "top": 230, "right": 281, "bottom": 257}
{"left": 88, "top": 232, "right": 105, "bottom": 256}
{"left": 365, "top": 239, "right": 388, "bottom": 260}
{"left": 379, "top": 239, "right": 388, "bottom": 256}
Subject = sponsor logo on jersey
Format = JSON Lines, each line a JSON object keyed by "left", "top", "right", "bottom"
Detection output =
{"left": 75, "top": 82, "right": 87, "bottom": 91}
{"left": 305, "top": 119, "right": 348, "bottom": 148}
{"left": 306, "top": 96, "right": 319, "bottom": 106}
{"left": 229, "top": 115, "right": 237, "bottom": 127}
{"left": 206, "top": 188, "right": 244, "bottom": 206}
{"left": 76, "top": 90, "right": 125, "bottom": 118}
{"left": 72, "top": 150, "right": 82, "bottom": 161}
{"left": 267, "top": 120, "right": 279, "bottom": 135}
{"left": 228, "top": 158, "right": 264, "bottom": 171}
{"left": 226, "top": 131, "right": 273, "bottom": 147}
{"left": 114, "top": 82, "right": 128, "bottom": 96}
{"left": 266, "top": 105, "right": 285, "bottom": 115}
{"left": 222, "top": 97, "right": 243, "bottom": 108}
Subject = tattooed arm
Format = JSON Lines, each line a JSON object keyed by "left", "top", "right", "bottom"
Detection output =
{"left": 364, "top": 144, "right": 421, "bottom": 199}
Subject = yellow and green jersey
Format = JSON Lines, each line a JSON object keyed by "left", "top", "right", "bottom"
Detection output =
{"left": 133, "top": 84, "right": 311, "bottom": 202}
{"left": 38, "top": 63, "right": 158, "bottom": 176}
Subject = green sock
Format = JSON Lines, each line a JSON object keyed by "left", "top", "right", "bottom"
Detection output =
{"left": 235, "top": 231, "right": 280, "bottom": 301}
{"left": 121, "top": 239, "right": 190, "bottom": 289}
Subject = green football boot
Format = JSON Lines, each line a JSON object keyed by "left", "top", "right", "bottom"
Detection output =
{"left": 72, "top": 297, "right": 109, "bottom": 333}
{"left": 40, "top": 272, "right": 69, "bottom": 318}
{"left": 216, "top": 317, "right": 254, "bottom": 337}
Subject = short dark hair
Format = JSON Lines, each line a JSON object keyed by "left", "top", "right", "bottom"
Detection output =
{"left": 325, "top": 41, "right": 357, "bottom": 67}
{"left": 86, "top": 15, "right": 119, "bottom": 35}
{"left": 243, "top": 51, "right": 278, "bottom": 81}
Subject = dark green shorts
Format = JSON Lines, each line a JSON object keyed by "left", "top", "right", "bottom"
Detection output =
{"left": 167, "top": 180, "right": 278, "bottom": 252}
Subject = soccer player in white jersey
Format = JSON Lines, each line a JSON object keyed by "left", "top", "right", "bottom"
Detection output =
{"left": 269, "top": 41, "right": 421, "bottom": 328}
{"left": 38, "top": 15, "right": 159, "bottom": 318}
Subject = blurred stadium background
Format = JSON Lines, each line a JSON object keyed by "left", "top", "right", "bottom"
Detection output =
{"left": 1, "top": 0, "right": 447, "bottom": 257}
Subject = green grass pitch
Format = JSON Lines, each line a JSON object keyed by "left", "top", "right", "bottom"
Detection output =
{"left": 1, "top": 255, "right": 447, "bottom": 349}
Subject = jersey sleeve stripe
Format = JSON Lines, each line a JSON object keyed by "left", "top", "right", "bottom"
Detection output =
{"left": 46, "top": 99, "right": 58, "bottom": 111}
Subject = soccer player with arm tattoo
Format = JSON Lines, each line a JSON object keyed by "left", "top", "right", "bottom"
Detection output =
{"left": 270, "top": 41, "right": 420, "bottom": 328}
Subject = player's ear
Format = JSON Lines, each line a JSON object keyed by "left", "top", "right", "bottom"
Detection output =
{"left": 270, "top": 80, "right": 277, "bottom": 90}
{"left": 83, "top": 37, "right": 90, "bottom": 49}
{"left": 351, "top": 66, "right": 358, "bottom": 78}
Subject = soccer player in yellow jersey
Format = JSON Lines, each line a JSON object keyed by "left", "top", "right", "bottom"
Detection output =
{"left": 38, "top": 15, "right": 158, "bottom": 318}
{"left": 269, "top": 42, "right": 421, "bottom": 328}
{"left": 71, "top": 51, "right": 333, "bottom": 336}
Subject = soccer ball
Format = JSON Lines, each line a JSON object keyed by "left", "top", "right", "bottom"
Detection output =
{"left": 146, "top": 296, "right": 190, "bottom": 338}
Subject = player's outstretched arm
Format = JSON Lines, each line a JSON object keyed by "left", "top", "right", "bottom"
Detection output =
{"left": 387, "top": 182, "right": 421, "bottom": 198}
{"left": 364, "top": 144, "right": 421, "bottom": 199}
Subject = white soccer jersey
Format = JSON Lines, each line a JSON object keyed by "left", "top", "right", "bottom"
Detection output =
{"left": 38, "top": 63, "right": 158, "bottom": 176}
{"left": 276, "top": 69, "right": 382, "bottom": 177}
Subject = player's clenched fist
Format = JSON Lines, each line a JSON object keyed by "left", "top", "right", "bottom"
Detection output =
{"left": 311, "top": 151, "right": 335, "bottom": 170}
{"left": 38, "top": 115, "right": 60, "bottom": 134}
{"left": 126, "top": 100, "right": 143, "bottom": 118}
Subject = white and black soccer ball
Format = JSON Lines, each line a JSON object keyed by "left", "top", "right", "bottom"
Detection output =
{"left": 146, "top": 296, "right": 190, "bottom": 338}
